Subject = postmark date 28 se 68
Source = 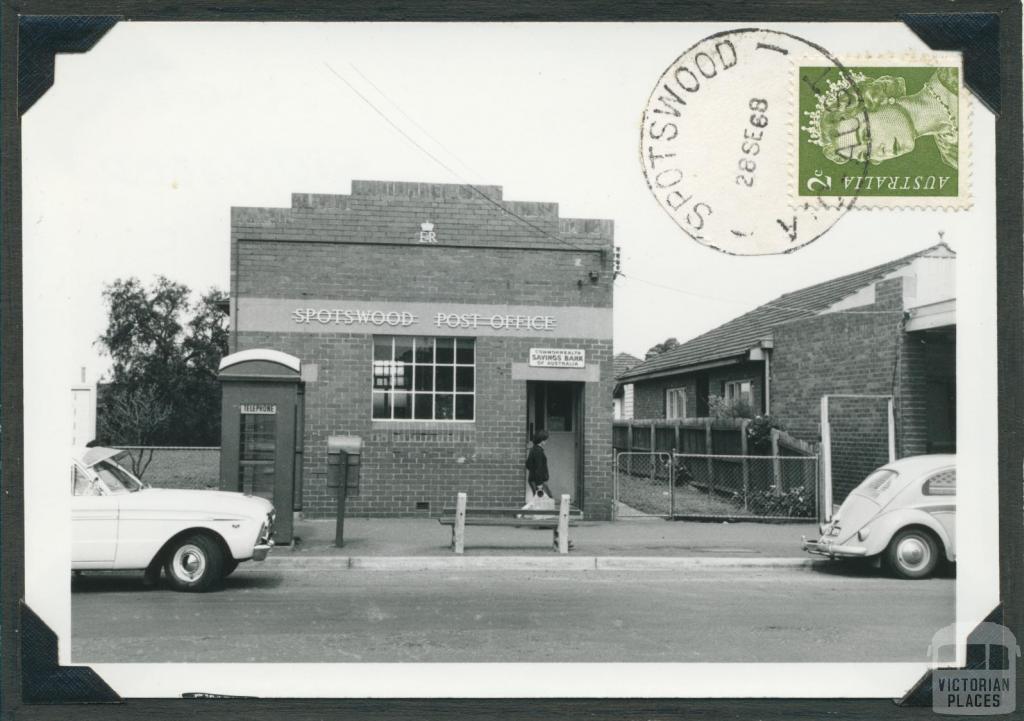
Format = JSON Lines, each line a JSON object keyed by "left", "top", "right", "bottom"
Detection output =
{"left": 736, "top": 98, "right": 769, "bottom": 187}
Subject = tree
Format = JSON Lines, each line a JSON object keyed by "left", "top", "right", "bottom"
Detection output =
{"left": 95, "top": 277, "right": 229, "bottom": 448}
{"left": 97, "top": 386, "right": 172, "bottom": 477}
{"left": 645, "top": 337, "right": 680, "bottom": 359}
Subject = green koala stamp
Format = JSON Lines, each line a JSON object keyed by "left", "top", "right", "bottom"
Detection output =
{"left": 799, "top": 65, "right": 961, "bottom": 198}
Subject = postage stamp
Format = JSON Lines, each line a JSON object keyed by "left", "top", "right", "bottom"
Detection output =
{"left": 797, "top": 55, "right": 970, "bottom": 208}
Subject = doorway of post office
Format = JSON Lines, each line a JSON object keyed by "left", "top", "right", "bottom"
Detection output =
{"left": 526, "top": 381, "right": 583, "bottom": 507}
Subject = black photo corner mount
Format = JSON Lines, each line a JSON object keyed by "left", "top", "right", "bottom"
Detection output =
{"left": 897, "top": 605, "right": 1003, "bottom": 707}
{"left": 21, "top": 602, "right": 122, "bottom": 704}
{"left": 900, "top": 12, "right": 1000, "bottom": 115}
{"left": 18, "top": 15, "right": 121, "bottom": 115}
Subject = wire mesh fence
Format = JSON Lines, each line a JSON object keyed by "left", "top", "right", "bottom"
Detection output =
{"left": 614, "top": 451, "right": 819, "bottom": 520}
{"left": 613, "top": 451, "right": 675, "bottom": 517}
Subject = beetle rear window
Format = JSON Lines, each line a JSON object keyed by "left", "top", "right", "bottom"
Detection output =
{"left": 923, "top": 468, "right": 956, "bottom": 496}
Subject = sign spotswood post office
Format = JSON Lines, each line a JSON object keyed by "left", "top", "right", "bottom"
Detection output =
{"left": 227, "top": 180, "right": 615, "bottom": 519}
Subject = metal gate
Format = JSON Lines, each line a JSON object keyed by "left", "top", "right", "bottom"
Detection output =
{"left": 614, "top": 451, "right": 819, "bottom": 520}
{"left": 613, "top": 451, "right": 674, "bottom": 517}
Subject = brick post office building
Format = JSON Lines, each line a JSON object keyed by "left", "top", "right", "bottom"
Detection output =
{"left": 227, "top": 180, "right": 615, "bottom": 519}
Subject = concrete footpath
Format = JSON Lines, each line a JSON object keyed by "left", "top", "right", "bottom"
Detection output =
{"left": 265, "top": 516, "right": 825, "bottom": 571}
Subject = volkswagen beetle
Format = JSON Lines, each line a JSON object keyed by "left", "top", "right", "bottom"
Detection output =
{"left": 802, "top": 454, "right": 955, "bottom": 579}
{"left": 71, "top": 446, "right": 275, "bottom": 591}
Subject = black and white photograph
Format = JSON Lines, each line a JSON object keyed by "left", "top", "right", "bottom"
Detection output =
{"left": 5, "top": 8, "right": 1020, "bottom": 712}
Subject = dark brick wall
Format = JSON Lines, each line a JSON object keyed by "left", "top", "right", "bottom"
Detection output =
{"left": 707, "top": 362, "right": 765, "bottom": 412}
{"left": 771, "top": 277, "right": 907, "bottom": 503}
{"left": 899, "top": 328, "right": 956, "bottom": 456}
{"left": 770, "top": 278, "right": 905, "bottom": 440}
{"left": 631, "top": 361, "right": 765, "bottom": 420}
{"left": 632, "top": 373, "right": 697, "bottom": 419}
{"left": 231, "top": 181, "right": 615, "bottom": 519}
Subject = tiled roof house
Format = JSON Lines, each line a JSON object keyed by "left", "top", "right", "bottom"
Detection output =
{"left": 618, "top": 242, "right": 956, "bottom": 500}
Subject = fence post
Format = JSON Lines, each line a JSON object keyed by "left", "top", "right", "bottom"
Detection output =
{"left": 674, "top": 424, "right": 681, "bottom": 455}
{"left": 649, "top": 424, "right": 656, "bottom": 482}
{"left": 887, "top": 398, "right": 896, "bottom": 462}
{"left": 669, "top": 448, "right": 676, "bottom": 517}
{"left": 820, "top": 396, "right": 833, "bottom": 521}
{"left": 740, "top": 419, "right": 750, "bottom": 511}
{"left": 771, "top": 429, "right": 782, "bottom": 495}
{"left": 626, "top": 421, "right": 634, "bottom": 476}
{"left": 705, "top": 419, "right": 714, "bottom": 499}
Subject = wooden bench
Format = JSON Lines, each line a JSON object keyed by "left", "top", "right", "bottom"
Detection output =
{"left": 438, "top": 492, "right": 582, "bottom": 554}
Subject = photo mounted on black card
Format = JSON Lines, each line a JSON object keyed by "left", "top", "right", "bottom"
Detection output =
{"left": 3, "top": 6, "right": 1019, "bottom": 717}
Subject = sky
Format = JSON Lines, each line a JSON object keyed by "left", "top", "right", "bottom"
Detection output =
{"left": 23, "top": 21, "right": 981, "bottom": 382}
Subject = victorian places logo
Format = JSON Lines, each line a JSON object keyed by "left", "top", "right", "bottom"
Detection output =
{"left": 930, "top": 622, "right": 1020, "bottom": 715}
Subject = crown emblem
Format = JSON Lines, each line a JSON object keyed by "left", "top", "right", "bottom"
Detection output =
{"left": 419, "top": 221, "right": 437, "bottom": 244}
{"left": 801, "top": 71, "right": 869, "bottom": 148}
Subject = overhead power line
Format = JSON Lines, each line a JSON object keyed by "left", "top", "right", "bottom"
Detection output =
{"left": 324, "top": 62, "right": 590, "bottom": 253}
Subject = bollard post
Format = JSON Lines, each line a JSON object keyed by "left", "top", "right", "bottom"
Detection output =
{"left": 454, "top": 492, "right": 467, "bottom": 555}
{"left": 557, "top": 494, "right": 570, "bottom": 554}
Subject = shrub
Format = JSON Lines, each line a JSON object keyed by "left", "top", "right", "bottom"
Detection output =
{"left": 746, "top": 414, "right": 786, "bottom": 453}
{"left": 707, "top": 394, "right": 753, "bottom": 419}
{"left": 747, "top": 487, "right": 815, "bottom": 518}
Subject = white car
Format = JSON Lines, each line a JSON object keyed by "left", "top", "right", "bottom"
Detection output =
{"left": 71, "top": 446, "right": 275, "bottom": 591}
{"left": 801, "top": 454, "right": 955, "bottom": 579}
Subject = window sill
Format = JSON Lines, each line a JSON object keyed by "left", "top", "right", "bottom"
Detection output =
{"left": 371, "top": 421, "right": 476, "bottom": 432}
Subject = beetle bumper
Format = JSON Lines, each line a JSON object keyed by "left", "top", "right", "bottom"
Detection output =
{"left": 801, "top": 536, "right": 869, "bottom": 558}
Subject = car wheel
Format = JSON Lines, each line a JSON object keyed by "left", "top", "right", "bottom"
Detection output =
{"left": 222, "top": 558, "right": 240, "bottom": 578}
{"left": 164, "top": 534, "right": 224, "bottom": 592}
{"left": 886, "top": 528, "right": 940, "bottom": 579}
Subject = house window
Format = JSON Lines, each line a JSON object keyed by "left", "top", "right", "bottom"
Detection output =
{"left": 372, "top": 336, "right": 475, "bottom": 421}
{"left": 723, "top": 379, "right": 753, "bottom": 406}
{"left": 665, "top": 387, "right": 687, "bottom": 419}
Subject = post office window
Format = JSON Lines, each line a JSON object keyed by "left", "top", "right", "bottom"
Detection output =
{"left": 666, "top": 388, "right": 687, "bottom": 419}
{"left": 373, "top": 336, "right": 474, "bottom": 421}
{"left": 923, "top": 468, "right": 956, "bottom": 496}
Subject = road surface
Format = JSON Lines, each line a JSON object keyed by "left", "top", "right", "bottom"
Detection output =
{"left": 71, "top": 563, "right": 953, "bottom": 663}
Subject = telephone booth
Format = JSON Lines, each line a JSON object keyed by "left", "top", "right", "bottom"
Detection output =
{"left": 218, "top": 349, "right": 304, "bottom": 543}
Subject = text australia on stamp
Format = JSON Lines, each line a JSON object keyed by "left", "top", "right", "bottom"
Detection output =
{"left": 798, "top": 54, "right": 969, "bottom": 208}
{"left": 640, "top": 32, "right": 970, "bottom": 257}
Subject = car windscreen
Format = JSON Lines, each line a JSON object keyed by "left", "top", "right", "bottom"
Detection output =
{"left": 94, "top": 458, "right": 144, "bottom": 494}
{"left": 852, "top": 468, "right": 900, "bottom": 501}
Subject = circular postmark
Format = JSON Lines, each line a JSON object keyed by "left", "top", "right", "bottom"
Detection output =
{"left": 640, "top": 29, "right": 870, "bottom": 255}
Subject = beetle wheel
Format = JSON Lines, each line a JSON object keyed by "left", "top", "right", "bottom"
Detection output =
{"left": 164, "top": 534, "right": 224, "bottom": 592}
{"left": 885, "top": 528, "right": 940, "bottom": 579}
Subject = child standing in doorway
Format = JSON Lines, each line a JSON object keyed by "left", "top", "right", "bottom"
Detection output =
{"left": 525, "top": 430, "right": 556, "bottom": 503}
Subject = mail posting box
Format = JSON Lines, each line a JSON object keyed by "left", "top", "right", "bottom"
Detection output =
{"left": 326, "top": 435, "right": 362, "bottom": 547}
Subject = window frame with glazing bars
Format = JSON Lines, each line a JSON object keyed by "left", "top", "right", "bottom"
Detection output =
{"left": 371, "top": 336, "right": 476, "bottom": 422}
{"left": 722, "top": 379, "right": 754, "bottom": 407}
{"left": 665, "top": 386, "right": 687, "bottom": 419}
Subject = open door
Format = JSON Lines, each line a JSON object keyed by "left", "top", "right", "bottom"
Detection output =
{"left": 526, "top": 381, "right": 584, "bottom": 507}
